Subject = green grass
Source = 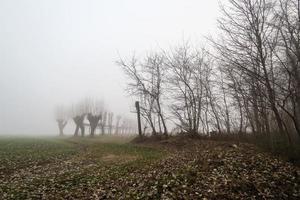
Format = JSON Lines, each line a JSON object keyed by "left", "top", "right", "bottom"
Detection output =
{"left": 0, "top": 135, "right": 165, "bottom": 199}
{"left": 0, "top": 135, "right": 164, "bottom": 170}
{"left": 0, "top": 137, "right": 77, "bottom": 173}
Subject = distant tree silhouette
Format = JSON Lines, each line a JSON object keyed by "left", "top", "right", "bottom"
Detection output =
{"left": 55, "top": 105, "right": 68, "bottom": 136}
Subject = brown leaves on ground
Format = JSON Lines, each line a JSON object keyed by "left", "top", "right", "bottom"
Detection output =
{"left": 0, "top": 137, "right": 299, "bottom": 199}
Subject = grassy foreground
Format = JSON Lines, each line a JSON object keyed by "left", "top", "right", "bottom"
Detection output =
{"left": 0, "top": 136, "right": 163, "bottom": 199}
{"left": 0, "top": 135, "right": 299, "bottom": 199}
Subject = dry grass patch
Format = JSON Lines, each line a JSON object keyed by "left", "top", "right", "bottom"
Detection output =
{"left": 101, "top": 154, "right": 138, "bottom": 163}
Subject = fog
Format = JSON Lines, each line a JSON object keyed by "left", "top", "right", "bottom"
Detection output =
{"left": 0, "top": 0, "right": 219, "bottom": 135}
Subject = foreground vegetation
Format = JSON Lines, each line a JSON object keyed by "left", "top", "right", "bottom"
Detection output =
{"left": 0, "top": 135, "right": 299, "bottom": 199}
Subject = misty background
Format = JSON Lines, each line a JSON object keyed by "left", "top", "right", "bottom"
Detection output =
{"left": 0, "top": 0, "right": 219, "bottom": 135}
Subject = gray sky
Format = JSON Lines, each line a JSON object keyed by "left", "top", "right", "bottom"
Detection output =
{"left": 0, "top": 0, "right": 220, "bottom": 135}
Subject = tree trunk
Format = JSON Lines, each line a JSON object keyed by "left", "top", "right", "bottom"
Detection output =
{"left": 57, "top": 120, "right": 67, "bottom": 136}
{"left": 73, "top": 115, "right": 85, "bottom": 137}
{"left": 74, "top": 125, "right": 79, "bottom": 136}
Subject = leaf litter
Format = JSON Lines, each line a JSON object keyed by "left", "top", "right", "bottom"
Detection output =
{"left": 0, "top": 137, "right": 299, "bottom": 199}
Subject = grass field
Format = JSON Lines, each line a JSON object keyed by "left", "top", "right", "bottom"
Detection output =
{"left": 0, "top": 136, "right": 164, "bottom": 199}
{"left": 0, "top": 135, "right": 299, "bottom": 199}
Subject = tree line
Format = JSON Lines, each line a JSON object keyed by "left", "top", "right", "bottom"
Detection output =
{"left": 55, "top": 98, "right": 136, "bottom": 137}
{"left": 118, "top": 0, "right": 300, "bottom": 148}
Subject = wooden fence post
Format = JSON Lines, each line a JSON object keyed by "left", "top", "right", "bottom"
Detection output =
{"left": 135, "top": 101, "right": 142, "bottom": 137}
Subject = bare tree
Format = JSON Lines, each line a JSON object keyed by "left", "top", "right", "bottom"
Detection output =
{"left": 117, "top": 53, "right": 168, "bottom": 136}
{"left": 85, "top": 98, "right": 104, "bottom": 137}
{"left": 71, "top": 101, "right": 89, "bottom": 137}
{"left": 273, "top": 0, "right": 300, "bottom": 138}
{"left": 115, "top": 115, "right": 121, "bottom": 134}
{"left": 116, "top": 0, "right": 300, "bottom": 151}
{"left": 165, "top": 44, "right": 216, "bottom": 135}
{"left": 55, "top": 105, "right": 68, "bottom": 136}
{"left": 107, "top": 112, "right": 114, "bottom": 134}
{"left": 99, "top": 111, "right": 107, "bottom": 135}
{"left": 120, "top": 118, "right": 137, "bottom": 135}
{"left": 211, "top": 0, "right": 292, "bottom": 141}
